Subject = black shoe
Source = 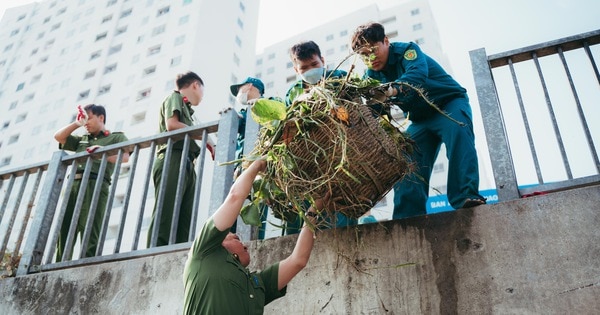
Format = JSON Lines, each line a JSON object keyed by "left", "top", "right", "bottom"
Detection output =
{"left": 461, "top": 198, "right": 486, "bottom": 208}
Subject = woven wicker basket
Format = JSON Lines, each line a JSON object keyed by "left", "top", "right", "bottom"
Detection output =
{"left": 271, "top": 94, "right": 413, "bottom": 219}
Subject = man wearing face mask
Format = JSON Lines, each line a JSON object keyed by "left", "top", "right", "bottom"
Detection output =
{"left": 283, "top": 41, "right": 358, "bottom": 234}
{"left": 285, "top": 40, "right": 348, "bottom": 106}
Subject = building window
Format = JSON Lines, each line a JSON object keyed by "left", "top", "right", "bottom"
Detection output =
{"left": 267, "top": 67, "right": 274, "bottom": 74}
{"left": 326, "top": 34, "right": 334, "bottom": 41}
{"left": 267, "top": 53, "right": 275, "bottom": 60}
{"left": 415, "top": 37, "right": 425, "bottom": 45}
{"left": 233, "top": 53, "right": 240, "bottom": 66}
{"left": 433, "top": 163, "right": 445, "bottom": 173}
{"left": 286, "top": 75, "right": 296, "bottom": 83}
{"left": 326, "top": 48, "right": 334, "bottom": 56}
{"left": 256, "top": 58, "right": 263, "bottom": 66}
{"left": 174, "top": 35, "right": 185, "bottom": 46}
{"left": 107, "top": 0, "right": 117, "bottom": 7}
{"left": 31, "top": 74, "right": 42, "bottom": 83}
{"left": 170, "top": 55, "right": 182, "bottom": 67}
{"left": 39, "top": 56, "right": 48, "bottom": 64}
{"left": 235, "top": 36, "right": 241, "bottom": 47}
{"left": 340, "top": 44, "right": 349, "bottom": 52}
{"left": 2, "top": 121, "right": 10, "bottom": 129}
{"left": 18, "top": 14, "right": 26, "bottom": 21}
{"left": 131, "top": 112, "right": 146, "bottom": 124}
{"left": 266, "top": 82, "right": 274, "bottom": 89}
{"left": 84, "top": 69, "right": 96, "bottom": 79}
{"left": 104, "top": 63, "right": 117, "bottom": 73}
{"left": 286, "top": 61, "right": 293, "bottom": 69}
{"left": 102, "top": 15, "right": 112, "bottom": 23}
{"left": 45, "top": 39, "right": 55, "bottom": 50}
{"left": 412, "top": 23, "right": 422, "bottom": 31}
{"left": 8, "top": 135, "right": 19, "bottom": 144}
{"left": 98, "top": 84, "right": 111, "bottom": 95}
{"left": 51, "top": 23, "right": 61, "bottom": 31}
{"left": 10, "top": 29, "right": 19, "bottom": 36}
{"left": 411, "top": 8, "right": 420, "bottom": 16}
{"left": 116, "top": 26, "right": 127, "bottom": 35}
{"left": 16, "top": 82, "right": 25, "bottom": 91}
{"left": 108, "top": 44, "right": 122, "bottom": 55}
{"left": 120, "top": 8, "right": 132, "bottom": 18}
{"left": 152, "top": 24, "right": 166, "bottom": 36}
{"left": 0, "top": 157, "right": 12, "bottom": 167}
{"left": 24, "top": 93, "right": 34, "bottom": 102}
{"left": 31, "top": 48, "right": 38, "bottom": 55}
{"left": 43, "top": 16, "right": 51, "bottom": 23}
{"left": 183, "top": 0, "right": 193, "bottom": 5}
{"left": 136, "top": 88, "right": 151, "bottom": 100}
{"left": 380, "top": 16, "right": 396, "bottom": 24}
{"left": 78, "top": 89, "right": 90, "bottom": 100}
{"left": 340, "top": 30, "right": 348, "bottom": 37}
{"left": 237, "top": 18, "right": 243, "bottom": 29}
{"left": 239, "top": 2, "right": 245, "bottom": 12}
{"left": 16, "top": 113, "right": 27, "bottom": 123}
{"left": 157, "top": 6, "right": 170, "bottom": 17}
{"left": 96, "top": 32, "right": 108, "bottom": 41}
{"left": 90, "top": 50, "right": 101, "bottom": 60}
{"left": 9, "top": 101, "right": 18, "bottom": 110}
{"left": 147, "top": 45, "right": 161, "bottom": 56}
{"left": 4, "top": 44, "right": 13, "bottom": 52}
{"left": 179, "top": 15, "right": 189, "bottom": 25}
{"left": 143, "top": 65, "right": 156, "bottom": 76}
{"left": 255, "top": 72, "right": 261, "bottom": 79}
{"left": 31, "top": 125, "right": 41, "bottom": 135}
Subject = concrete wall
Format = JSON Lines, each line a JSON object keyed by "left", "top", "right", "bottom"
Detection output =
{"left": 1, "top": 185, "right": 599, "bottom": 314}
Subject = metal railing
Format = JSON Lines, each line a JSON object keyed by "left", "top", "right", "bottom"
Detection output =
{"left": 0, "top": 109, "right": 253, "bottom": 276}
{"left": 470, "top": 29, "right": 600, "bottom": 201}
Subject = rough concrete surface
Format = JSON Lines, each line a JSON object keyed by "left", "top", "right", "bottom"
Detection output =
{"left": 1, "top": 185, "right": 599, "bottom": 314}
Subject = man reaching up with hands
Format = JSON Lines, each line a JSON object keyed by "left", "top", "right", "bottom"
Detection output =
{"left": 183, "top": 158, "right": 325, "bottom": 314}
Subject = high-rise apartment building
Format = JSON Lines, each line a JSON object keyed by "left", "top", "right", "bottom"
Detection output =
{"left": 0, "top": 0, "right": 260, "bottom": 170}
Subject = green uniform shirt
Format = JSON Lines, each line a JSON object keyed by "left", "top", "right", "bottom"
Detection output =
{"left": 60, "top": 131, "right": 128, "bottom": 181}
{"left": 183, "top": 218, "right": 286, "bottom": 314}
{"left": 157, "top": 91, "right": 201, "bottom": 157}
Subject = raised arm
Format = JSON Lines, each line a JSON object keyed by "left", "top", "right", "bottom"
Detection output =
{"left": 54, "top": 122, "right": 80, "bottom": 145}
{"left": 212, "top": 159, "right": 266, "bottom": 231}
{"left": 277, "top": 196, "right": 328, "bottom": 290}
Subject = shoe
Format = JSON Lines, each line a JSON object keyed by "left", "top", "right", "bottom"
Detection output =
{"left": 461, "top": 198, "right": 486, "bottom": 208}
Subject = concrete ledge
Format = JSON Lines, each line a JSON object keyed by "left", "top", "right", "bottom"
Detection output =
{"left": 1, "top": 185, "right": 599, "bottom": 314}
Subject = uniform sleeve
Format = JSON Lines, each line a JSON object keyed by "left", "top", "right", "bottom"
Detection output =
{"left": 285, "top": 82, "right": 304, "bottom": 107}
{"left": 260, "top": 262, "right": 287, "bottom": 305}
{"left": 189, "top": 217, "right": 229, "bottom": 260}
{"left": 395, "top": 43, "right": 429, "bottom": 88}
{"left": 60, "top": 135, "right": 82, "bottom": 152}
{"left": 162, "top": 92, "right": 184, "bottom": 122}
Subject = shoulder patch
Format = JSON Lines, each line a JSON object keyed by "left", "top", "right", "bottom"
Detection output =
{"left": 404, "top": 49, "right": 417, "bottom": 61}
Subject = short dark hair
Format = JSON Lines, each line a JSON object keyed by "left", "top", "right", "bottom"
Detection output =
{"left": 176, "top": 71, "right": 204, "bottom": 90}
{"left": 289, "top": 41, "right": 322, "bottom": 63}
{"left": 351, "top": 22, "right": 386, "bottom": 52}
{"left": 84, "top": 104, "right": 106, "bottom": 123}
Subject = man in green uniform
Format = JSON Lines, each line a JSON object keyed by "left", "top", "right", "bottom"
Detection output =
{"left": 284, "top": 40, "right": 357, "bottom": 234}
{"left": 183, "top": 158, "right": 323, "bottom": 314}
{"left": 54, "top": 104, "right": 129, "bottom": 260}
{"left": 148, "top": 71, "right": 207, "bottom": 247}
{"left": 351, "top": 22, "right": 486, "bottom": 219}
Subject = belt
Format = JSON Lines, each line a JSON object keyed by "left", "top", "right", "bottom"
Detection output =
{"left": 73, "top": 172, "right": 110, "bottom": 184}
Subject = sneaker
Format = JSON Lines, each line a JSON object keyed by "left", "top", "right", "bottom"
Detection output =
{"left": 461, "top": 198, "right": 486, "bottom": 208}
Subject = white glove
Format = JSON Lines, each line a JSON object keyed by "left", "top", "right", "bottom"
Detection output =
{"left": 75, "top": 105, "right": 88, "bottom": 126}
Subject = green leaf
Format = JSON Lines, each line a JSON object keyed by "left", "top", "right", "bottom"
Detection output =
{"left": 251, "top": 98, "right": 287, "bottom": 125}
{"left": 240, "top": 202, "right": 262, "bottom": 226}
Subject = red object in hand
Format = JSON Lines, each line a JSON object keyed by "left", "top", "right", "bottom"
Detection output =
{"left": 206, "top": 143, "right": 215, "bottom": 160}
{"left": 86, "top": 146, "right": 99, "bottom": 153}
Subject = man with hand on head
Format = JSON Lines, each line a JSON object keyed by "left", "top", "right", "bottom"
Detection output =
{"left": 183, "top": 158, "right": 324, "bottom": 314}
{"left": 54, "top": 104, "right": 129, "bottom": 260}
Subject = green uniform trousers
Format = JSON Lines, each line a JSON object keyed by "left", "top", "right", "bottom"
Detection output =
{"left": 148, "top": 149, "right": 196, "bottom": 247}
{"left": 57, "top": 178, "right": 109, "bottom": 260}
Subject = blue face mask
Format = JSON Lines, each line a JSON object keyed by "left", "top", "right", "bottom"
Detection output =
{"left": 300, "top": 67, "right": 325, "bottom": 84}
